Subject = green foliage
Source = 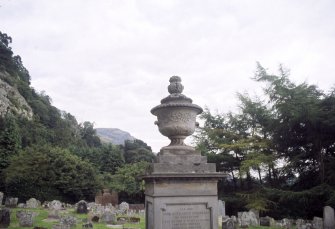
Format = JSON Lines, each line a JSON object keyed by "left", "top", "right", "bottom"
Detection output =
{"left": 0, "top": 114, "right": 21, "bottom": 169}
{"left": 108, "top": 161, "right": 150, "bottom": 194}
{"left": 195, "top": 63, "right": 335, "bottom": 218}
{"left": 4, "top": 145, "right": 102, "bottom": 202}
{"left": 123, "top": 139, "right": 155, "bottom": 163}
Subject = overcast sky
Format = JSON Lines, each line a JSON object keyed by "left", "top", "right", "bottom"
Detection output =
{"left": 1, "top": 0, "right": 334, "bottom": 152}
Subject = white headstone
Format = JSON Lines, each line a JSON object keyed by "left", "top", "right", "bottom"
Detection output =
{"left": 324, "top": 206, "right": 335, "bottom": 229}
{"left": 26, "top": 198, "right": 41, "bottom": 209}
{"left": 218, "top": 200, "right": 225, "bottom": 216}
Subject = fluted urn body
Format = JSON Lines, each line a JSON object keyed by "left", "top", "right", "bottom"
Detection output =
{"left": 151, "top": 76, "right": 202, "bottom": 151}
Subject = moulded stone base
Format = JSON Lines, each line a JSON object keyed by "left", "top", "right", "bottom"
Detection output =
{"left": 144, "top": 176, "right": 221, "bottom": 229}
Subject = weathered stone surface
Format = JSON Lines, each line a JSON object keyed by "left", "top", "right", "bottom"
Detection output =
{"left": 5, "top": 197, "right": 18, "bottom": 208}
{"left": 143, "top": 77, "right": 224, "bottom": 229}
{"left": 218, "top": 200, "right": 225, "bottom": 217}
{"left": 60, "top": 215, "right": 77, "bottom": 228}
{"left": 95, "top": 190, "right": 103, "bottom": 204}
{"left": 26, "top": 198, "right": 41, "bottom": 209}
{"left": 101, "top": 209, "right": 115, "bottom": 224}
{"left": 222, "top": 216, "right": 234, "bottom": 229}
{"left": 260, "top": 217, "right": 271, "bottom": 226}
{"left": 238, "top": 210, "right": 259, "bottom": 227}
{"left": 49, "top": 200, "right": 62, "bottom": 210}
{"left": 0, "top": 208, "right": 10, "bottom": 228}
{"left": 0, "top": 192, "right": 3, "bottom": 206}
{"left": 0, "top": 76, "right": 33, "bottom": 119}
{"left": 324, "top": 206, "right": 335, "bottom": 229}
{"left": 312, "top": 217, "right": 323, "bottom": 229}
{"left": 281, "top": 218, "right": 293, "bottom": 229}
{"left": 119, "top": 202, "right": 129, "bottom": 214}
{"left": 76, "top": 200, "right": 88, "bottom": 214}
{"left": 16, "top": 210, "right": 37, "bottom": 227}
{"left": 102, "top": 189, "right": 113, "bottom": 206}
{"left": 48, "top": 209, "right": 60, "bottom": 219}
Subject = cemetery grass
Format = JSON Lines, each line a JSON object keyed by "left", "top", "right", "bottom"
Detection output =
{"left": 8, "top": 208, "right": 145, "bottom": 229}
{"left": 8, "top": 208, "right": 281, "bottom": 229}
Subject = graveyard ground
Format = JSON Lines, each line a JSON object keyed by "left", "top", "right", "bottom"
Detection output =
{"left": 5, "top": 207, "right": 289, "bottom": 229}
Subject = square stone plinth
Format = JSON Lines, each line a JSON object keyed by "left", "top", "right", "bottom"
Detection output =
{"left": 144, "top": 177, "right": 219, "bottom": 229}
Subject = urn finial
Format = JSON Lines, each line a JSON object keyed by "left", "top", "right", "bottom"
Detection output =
{"left": 151, "top": 76, "right": 203, "bottom": 152}
{"left": 168, "top": 76, "right": 184, "bottom": 94}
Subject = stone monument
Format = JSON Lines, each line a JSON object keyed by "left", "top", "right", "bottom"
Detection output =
{"left": 142, "top": 76, "right": 225, "bottom": 229}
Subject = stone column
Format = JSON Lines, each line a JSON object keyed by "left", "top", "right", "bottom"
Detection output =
{"left": 143, "top": 76, "right": 225, "bottom": 229}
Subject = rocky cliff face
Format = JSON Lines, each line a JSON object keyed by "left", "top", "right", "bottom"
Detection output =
{"left": 0, "top": 72, "right": 33, "bottom": 119}
{"left": 96, "top": 128, "right": 135, "bottom": 145}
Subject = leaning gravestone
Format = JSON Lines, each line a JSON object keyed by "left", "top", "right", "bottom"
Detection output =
{"left": 324, "top": 206, "right": 335, "bottom": 229}
{"left": 16, "top": 210, "right": 37, "bottom": 227}
{"left": 5, "top": 197, "right": 18, "bottom": 208}
{"left": 0, "top": 208, "right": 10, "bottom": 228}
{"left": 26, "top": 198, "right": 41, "bottom": 209}
{"left": 0, "top": 192, "right": 3, "bottom": 206}
{"left": 76, "top": 200, "right": 88, "bottom": 214}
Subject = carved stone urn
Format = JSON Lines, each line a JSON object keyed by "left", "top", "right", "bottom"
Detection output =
{"left": 151, "top": 76, "right": 203, "bottom": 152}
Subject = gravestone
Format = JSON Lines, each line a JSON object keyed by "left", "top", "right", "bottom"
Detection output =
{"left": 76, "top": 200, "right": 88, "bottom": 214}
{"left": 0, "top": 208, "right": 10, "bottom": 228}
{"left": 218, "top": 200, "right": 225, "bottom": 217}
{"left": 102, "top": 189, "right": 112, "bottom": 206}
{"left": 312, "top": 217, "right": 323, "bottom": 229}
{"left": 0, "top": 192, "right": 3, "bottom": 206}
{"left": 110, "top": 190, "right": 119, "bottom": 206}
{"left": 48, "top": 200, "right": 62, "bottom": 219}
{"left": 324, "top": 206, "right": 335, "bottom": 229}
{"left": 49, "top": 200, "right": 62, "bottom": 210}
{"left": 238, "top": 210, "right": 259, "bottom": 227}
{"left": 4, "top": 197, "right": 18, "bottom": 208}
{"left": 260, "top": 217, "right": 271, "bottom": 226}
{"left": 142, "top": 76, "right": 225, "bottom": 229}
{"left": 60, "top": 215, "right": 77, "bottom": 228}
{"left": 95, "top": 190, "right": 103, "bottom": 204}
{"left": 222, "top": 216, "right": 234, "bottom": 229}
{"left": 16, "top": 210, "right": 37, "bottom": 227}
{"left": 26, "top": 198, "right": 41, "bottom": 209}
{"left": 101, "top": 209, "right": 116, "bottom": 224}
{"left": 119, "top": 202, "right": 129, "bottom": 214}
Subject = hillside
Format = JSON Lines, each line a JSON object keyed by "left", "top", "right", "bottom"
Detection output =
{"left": 0, "top": 31, "right": 154, "bottom": 203}
{"left": 96, "top": 128, "right": 135, "bottom": 145}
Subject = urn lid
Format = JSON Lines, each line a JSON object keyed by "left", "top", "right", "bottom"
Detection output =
{"left": 151, "top": 76, "right": 203, "bottom": 115}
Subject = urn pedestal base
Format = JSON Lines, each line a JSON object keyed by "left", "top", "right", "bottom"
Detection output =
{"left": 143, "top": 151, "right": 224, "bottom": 229}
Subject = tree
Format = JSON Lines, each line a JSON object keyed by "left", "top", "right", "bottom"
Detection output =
{"left": 4, "top": 145, "right": 101, "bottom": 202}
{"left": 123, "top": 139, "right": 155, "bottom": 163}
{"left": 0, "top": 114, "right": 21, "bottom": 170}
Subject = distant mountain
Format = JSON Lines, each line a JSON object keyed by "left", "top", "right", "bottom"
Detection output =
{"left": 96, "top": 128, "right": 135, "bottom": 145}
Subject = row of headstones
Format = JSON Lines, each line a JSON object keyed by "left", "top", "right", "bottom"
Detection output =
{"left": 0, "top": 197, "right": 138, "bottom": 228}
{"left": 222, "top": 206, "right": 335, "bottom": 229}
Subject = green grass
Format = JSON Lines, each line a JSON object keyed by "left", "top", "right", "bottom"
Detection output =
{"left": 7, "top": 208, "right": 282, "bottom": 229}
{"left": 7, "top": 208, "right": 145, "bottom": 229}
